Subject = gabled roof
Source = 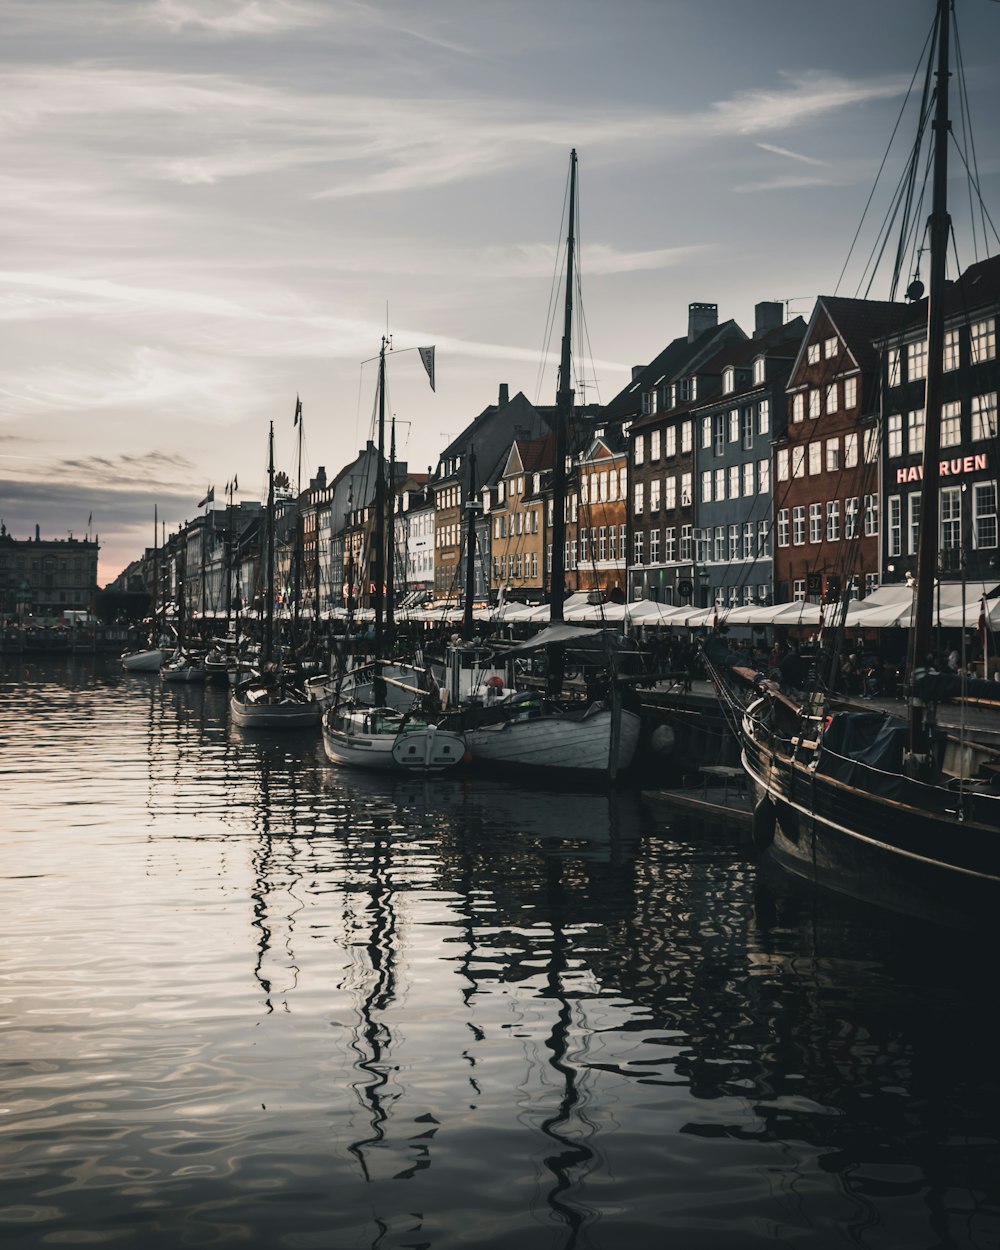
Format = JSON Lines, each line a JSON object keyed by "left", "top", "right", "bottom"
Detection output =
{"left": 437, "top": 390, "right": 555, "bottom": 491}
{"left": 602, "top": 318, "right": 747, "bottom": 422}
{"left": 790, "top": 296, "right": 910, "bottom": 379}
{"left": 877, "top": 253, "right": 1000, "bottom": 341}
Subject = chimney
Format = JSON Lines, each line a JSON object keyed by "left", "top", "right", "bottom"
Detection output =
{"left": 35, "top": 524, "right": 40, "bottom": 542}
{"left": 631, "top": 365, "right": 644, "bottom": 381}
{"left": 688, "top": 302, "right": 718, "bottom": 342}
{"left": 754, "top": 301, "right": 784, "bottom": 338}
{"left": 498, "top": 383, "right": 509, "bottom": 407}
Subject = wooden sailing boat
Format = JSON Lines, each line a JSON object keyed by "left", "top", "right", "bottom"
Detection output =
{"left": 321, "top": 339, "right": 467, "bottom": 772}
{"left": 444, "top": 149, "right": 642, "bottom": 781}
{"left": 230, "top": 422, "right": 319, "bottom": 728}
{"left": 713, "top": 0, "right": 1000, "bottom": 927}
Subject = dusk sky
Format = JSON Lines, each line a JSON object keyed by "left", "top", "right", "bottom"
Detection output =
{"left": 2, "top": 0, "right": 998, "bottom": 583}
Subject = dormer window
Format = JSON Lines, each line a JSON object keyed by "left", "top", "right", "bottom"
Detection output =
{"left": 723, "top": 367, "right": 735, "bottom": 395}
{"left": 753, "top": 356, "right": 766, "bottom": 386}
{"left": 533, "top": 472, "right": 541, "bottom": 492}
{"left": 497, "top": 481, "right": 505, "bottom": 502}
{"left": 641, "top": 392, "right": 651, "bottom": 416}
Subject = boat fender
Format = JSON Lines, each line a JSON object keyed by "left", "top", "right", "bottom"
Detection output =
{"left": 752, "top": 798, "right": 776, "bottom": 851}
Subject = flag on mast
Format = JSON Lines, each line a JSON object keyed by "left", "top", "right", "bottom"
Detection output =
{"left": 198, "top": 485, "right": 215, "bottom": 509}
{"left": 418, "top": 346, "right": 436, "bottom": 392}
{"left": 293, "top": 395, "right": 302, "bottom": 426}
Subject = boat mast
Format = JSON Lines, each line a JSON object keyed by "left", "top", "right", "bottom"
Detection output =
{"left": 150, "top": 505, "right": 158, "bottom": 648}
{"left": 386, "top": 411, "right": 397, "bottom": 643}
{"left": 293, "top": 398, "right": 303, "bottom": 648}
{"left": 264, "top": 421, "right": 276, "bottom": 667}
{"left": 910, "top": 0, "right": 952, "bottom": 755}
{"left": 372, "top": 338, "right": 388, "bottom": 706}
{"left": 462, "top": 445, "right": 478, "bottom": 639}
{"left": 550, "top": 148, "right": 576, "bottom": 625}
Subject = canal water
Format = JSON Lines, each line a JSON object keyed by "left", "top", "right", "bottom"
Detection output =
{"left": 2, "top": 656, "right": 998, "bottom": 1249}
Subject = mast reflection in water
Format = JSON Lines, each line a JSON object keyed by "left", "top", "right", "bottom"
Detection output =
{"left": 2, "top": 656, "right": 998, "bottom": 1249}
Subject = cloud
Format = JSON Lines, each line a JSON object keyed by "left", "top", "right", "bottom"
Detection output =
{"left": 709, "top": 71, "right": 907, "bottom": 136}
{"left": 733, "top": 174, "right": 837, "bottom": 194}
{"left": 147, "top": 0, "right": 326, "bottom": 36}
{"left": 755, "top": 142, "right": 827, "bottom": 166}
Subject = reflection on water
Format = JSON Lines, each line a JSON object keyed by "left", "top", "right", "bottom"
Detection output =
{"left": 2, "top": 656, "right": 999, "bottom": 1249}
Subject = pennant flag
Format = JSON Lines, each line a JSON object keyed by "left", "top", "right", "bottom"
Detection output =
{"left": 293, "top": 395, "right": 302, "bottom": 426}
{"left": 198, "top": 485, "right": 215, "bottom": 509}
{"left": 87, "top": 512, "right": 92, "bottom": 528}
{"left": 418, "top": 345, "right": 436, "bottom": 392}
{"left": 233, "top": 474, "right": 238, "bottom": 492}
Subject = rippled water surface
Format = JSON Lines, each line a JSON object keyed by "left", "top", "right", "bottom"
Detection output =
{"left": 2, "top": 656, "right": 999, "bottom": 1249}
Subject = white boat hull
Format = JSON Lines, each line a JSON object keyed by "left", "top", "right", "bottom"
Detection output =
{"left": 230, "top": 695, "right": 320, "bottom": 729}
{"left": 122, "top": 648, "right": 168, "bottom": 672}
{"left": 323, "top": 707, "right": 466, "bottom": 773}
{"left": 464, "top": 705, "right": 641, "bottom": 775}
{"left": 161, "top": 661, "right": 207, "bottom": 684}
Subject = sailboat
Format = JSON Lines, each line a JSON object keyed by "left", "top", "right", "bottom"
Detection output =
{"left": 230, "top": 422, "right": 320, "bottom": 729}
{"left": 711, "top": 0, "right": 1000, "bottom": 927}
{"left": 122, "top": 507, "right": 172, "bottom": 671}
{"left": 443, "top": 150, "right": 642, "bottom": 781}
{"left": 321, "top": 338, "right": 467, "bottom": 773}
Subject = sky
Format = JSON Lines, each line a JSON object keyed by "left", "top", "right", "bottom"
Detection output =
{"left": 2, "top": 0, "right": 999, "bottom": 584}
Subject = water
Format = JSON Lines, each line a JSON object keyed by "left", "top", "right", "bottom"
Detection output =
{"left": 2, "top": 657, "right": 999, "bottom": 1249}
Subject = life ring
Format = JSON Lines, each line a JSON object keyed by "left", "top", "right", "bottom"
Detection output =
{"left": 752, "top": 798, "right": 777, "bottom": 850}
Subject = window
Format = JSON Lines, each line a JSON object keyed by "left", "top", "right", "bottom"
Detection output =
{"left": 696, "top": 529, "right": 710, "bottom": 563}
{"left": 908, "top": 339, "right": 928, "bottom": 381}
{"left": 777, "top": 509, "right": 790, "bottom": 547}
{"left": 599, "top": 526, "right": 607, "bottom": 559}
{"left": 809, "top": 502, "right": 822, "bottom": 542}
{"left": 608, "top": 470, "right": 618, "bottom": 501}
{"left": 728, "top": 465, "right": 740, "bottom": 499}
{"left": 743, "top": 462, "right": 754, "bottom": 497}
{"left": 943, "top": 328, "right": 960, "bottom": 371}
{"left": 728, "top": 409, "right": 740, "bottom": 442}
{"left": 758, "top": 520, "right": 770, "bottom": 557}
{"left": 609, "top": 526, "right": 617, "bottom": 560}
{"left": 792, "top": 447, "right": 806, "bottom": 478}
{"left": 844, "top": 432, "right": 858, "bottom": 467}
{"left": 641, "top": 392, "right": 651, "bottom": 416}
{"left": 759, "top": 399, "right": 770, "bottom": 435}
{"left": 888, "top": 413, "right": 903, "bottom": 457}
{"left": 792, "top": 393, "right": 805, "bottom": 423}
{"left": 753, "top": 357, "right": 766, "bottom": 385}
{"left": 777, "top": 448, "right": 789, "bottom": 481}
{"left": 824, "top": 335, "right": 838, "bottom": 359}
{"left": 681, "top": 422, "right": 693, "bottom": 453}
{"left": 827, "top": 499, "right": 840, "bottom": 541}
{"left": 826, "top": 383, "right": 838, "bottom": 414}
{"left": 634, "top": 435, "right": 644, "bottom": 466}
{"left": 650, "top": 478, "right": 661, "bottom": 511}
{"left": 665, "top": 426, "right": 676, "bottom": 457}
{"left": 700, "top": 471, "right": 712, "bottom": 503}
{"left": 714, "top": 467, "right": 725, "bottom": 500}
{"left": 888, "top": 496, "right": 901, "bottom": 557}
{"left": 580, "top": 528, "right": 589, "bottom": 562}
{"left": 742, "top": 408, "right": 754, "bottom": 450}
{"left": 793, "top": 579, "right": 805, "bottom": 602}
{"left": 887, "top": 348, "right": 901, "bottom": 386}
{"left": 844, "top": 376, "right": 858, "bottom": 409}
{"left": 972, "top": 393, "right": 998, "bottom": 442}
{"left": 633, "top": 531, "right": 644, "bottom": 564}
{"left": 908, "top": 494, "right": 921, "bottom": 555}
{"left": 680, "top": 472, "right": 692, "bottom": 506}
{"left": 633, "top": 483, "right": 643, "bottom": 515}
{"left": 713, "top": 414, "right": 725, "bottom": 456}
{"left": 825, "top": 437, "right": 840, "bottom": 472}
{"left": 729, "top": 524, "right": 739, "bottom": 560}
{"left": 723, "top": 366, "right": 735, "bottom": 394}
{"left": 941, "top": 401, "right": 961, "bottom": 447}
{"left": 714, "top": 525, "right": 725, "bottom": 561}
{"left": 864, "top": 493, "right": 879, "bottom": 537}
{"left": 680, "top": 525, "right": 693, "bottom": 560}
{"left": 665, "top": 477, "right": 676, "bottom": 510}
{"left": 975, "top": 482, "right": 998, "bottom": 549}
{"left": 792, "top": 506, "right": 805, "bottom": 545}
{"left": 743, "top": 522, "right": 754, "bottom": 559}
{"left": 702, "top": 418, "right": 713, "bottom": 449}
{"left": 971, "top": 318, "right": 996, "bottom": 364}
{"left": 758, "top": 459, "right": 770, "bottom": 493}
{"left": 649, "top": 528, "right": 661, "bottom": 563}
{"left": 809, "top": 389, "right": 821, "bottom": 419}
{"left": 865, "top": 573, "right": 880, "bottom": 597}
{"left": 650, "top": 429, "right": 661, "bottom": 460}
{"left": 941, "top": 485, "right": 961, "bottom": 549}
{"left": 531, "top": 552, "right": 538, "bottom": 579}
{"left": 665, "top": 527, "right": 676, "bottom": 561}
{"left": 908, "top": 408, "right": 925, "bottom": 454}
{"left": 846, "top": 497, "right": 859, "bottom": 539}
{"left": 808, "top": 443, "right": 821, "bottom": 475}
{"left": 807, "top": 343, "right": 820, "bottom": 364}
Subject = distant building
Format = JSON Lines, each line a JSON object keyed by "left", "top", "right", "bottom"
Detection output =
{"left": 0, "top": 523, "right": 99, "bottom": 620}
